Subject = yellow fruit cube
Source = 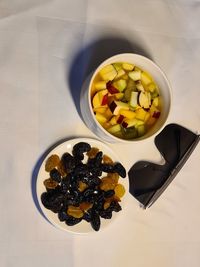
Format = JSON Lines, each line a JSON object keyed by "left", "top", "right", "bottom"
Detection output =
{"left": 141, "top": 71, "right": 152, "bottom": 85}
{"left": 135, "top": 108, "right": 148, "bottom": 121}
{"left": 122, "top": 63, "right": 134, "bottom": 71}
{"left": 119, "top": 109, "right": 136, "bottom": 119}
{"left": 99, "top": 64, "right": 117, "bottom": 81}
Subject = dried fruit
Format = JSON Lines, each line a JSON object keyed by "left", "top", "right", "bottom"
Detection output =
{"left": 114, "top": 184, "right": 126, "bottom": 198}
{"left": 43, "top": 178, "right": 58, "bottom": 189}
{"left": 45, "top": 154, "right": 60, "bottom": 172}
{"left": 41, "top": 142, "right": 126, "bottom": 231}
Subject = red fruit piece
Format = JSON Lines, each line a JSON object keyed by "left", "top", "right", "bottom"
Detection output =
{"left": 152, "top": 111, "right": 161, "bottom": 118}
{"left": 101, "top": 94, "right": 108, "bottom": 105}
{"left": 117, "top": 115, "right": 124, "bottom": 124}
{"left": 106, "top": 81, "right": 119, "bottom": 94}
{"left": 122, "top": 121, "right": 128, "bottom": 128}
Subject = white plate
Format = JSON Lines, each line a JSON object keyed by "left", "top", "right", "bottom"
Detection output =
{"left": 36, "top": 138, "right": 128, "bottom": 234}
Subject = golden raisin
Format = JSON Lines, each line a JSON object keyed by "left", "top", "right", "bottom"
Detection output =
{"left": 43, "top": 178, "right": 58, "bottom": 189}
{"left": 57, "top": 160, "right": 66, "bottom": 177}
{"left": 104, "top": 201, "right": 111, "bottom": 210}
{"left": 67, "top": 206, "right": 84, "bottom": 219}
{"left": 45, "top": 154, "right": 60, "bottom": 172}
{"left": 78, "top": 181, "right": 88, "bottom": 192}
{"left": 114, "top": 184, "right": 126, "bottom": 198}
{"left": 100, "top": 177, "right": 116, "bottom": 191}
{"left": 107, "top": 173, "right": 119, "bottom": 184}
{"left": 86, "top": 147, "right": 99, "bottom": 158}
{"left": 103, "top": 154, "right": 114, "bottom": 164}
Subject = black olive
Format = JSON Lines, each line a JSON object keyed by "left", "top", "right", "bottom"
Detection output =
{"left": 50, "top": 168, "right": 62, "bottom": 182}
{"left": 100, "top": 210, "right": 112, "bottom": 219}
{"left": 65, "top": 216, "right": 82, "bottom": 226}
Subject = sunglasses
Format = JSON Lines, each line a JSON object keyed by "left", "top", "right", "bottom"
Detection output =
{"left": 128, "top": 123, "right": 200, "bottom": 208}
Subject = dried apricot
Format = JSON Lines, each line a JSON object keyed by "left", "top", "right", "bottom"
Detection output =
{"left": 45, "top": 154, "right": 60, "bottom": 172}
{"left": 114, "top": 184, "right": 125, "bottom": 198}
{"left": 104, "top": 201, "right": 111, "bottom": 210}
{"left": 107, "top": 173, "right": 119, "bottom": 184}
{"left": 100, "top": 177, "right": 116, "bottom": 191}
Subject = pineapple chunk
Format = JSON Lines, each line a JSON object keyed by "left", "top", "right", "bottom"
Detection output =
{"left": 112, "top": 63, "right": 122, "bottom": 71}
{"left": 99, "top": 64, "right": 117, "bottom": 81}
{"left": 95, "top": 113, "right": 107, "bottom": 124}
{"left": 135, "top": 108, "right": 148, "bottom": 121}
{"left": 122, "top": 63, "right": 134, "bottom": 71}
{"left": 113, "top": 93, "right": 124, "bottom": 100}
{"left": 141, "top": 71, "right": 152, "bottom": 85}
{"left": 148, "top": 82, "right": 157, "bottom": 92}
{"left": 109, "top": 116, "right": 118, "bottom": 125}
{"left": 152, "top": 97, "right": 159, "bottom": 107}
{"left": 94, "top": 81, "right": 107, "bottom": 91}
{"left": 119, "top": 109, "right": 136, "bottom": 119}
{"left": 93, "top": 106, "right": 107, "bottom": 114}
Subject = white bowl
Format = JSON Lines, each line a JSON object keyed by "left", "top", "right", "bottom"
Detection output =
{"left": 80, "top": 53, "right": 172, "bottom": 143}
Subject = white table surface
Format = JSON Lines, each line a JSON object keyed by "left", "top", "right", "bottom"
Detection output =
{"left": 1, "top": 1, "right": 200, "bottom": 266}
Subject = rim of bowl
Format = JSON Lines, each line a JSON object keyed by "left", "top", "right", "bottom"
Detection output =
{"left": 87, "top": 53, "right": 172, "bottom": 143}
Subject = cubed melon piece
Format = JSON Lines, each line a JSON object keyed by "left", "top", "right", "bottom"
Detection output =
{"left": 95, "top": 113, "right": 108, "bottom": 124}
{"left": 99, "top": 64, "right": 117, "bottom": 81}
{"left": 107, "top": 124, "right": 121, "bottom": 134}
{"left": 112, "top": 63, "right": 122, "bottom": 71}
{"left": 128, "top": 70, "right": 141, "bottom": 81}
{"left": 148, "top": 82, "right": 157, "bottom": 92}
{"left": 114, "top": 93, "right": 124, "bottom": 100}
{"left": 122, "top": 63, "right": 134, "bottom": 71}
{"left": 109, "top": 116, "right": 118, "bottom": 125}
{"left": 141, "top": 71, "right": 152, "bottom": 85}
{"left": 93, "top": 106, "right": 107, "bottom": 114}
{"left": 137, "top": 125, "right": 146, "bottom": 137}
{"left": 115, "top": 69, "right": 126, "bottom": 79}
{"left": 129, "top": 91, "right": 138, "bottom": 108}
{"left": 104, "top": 108, "right": 113, "bottom": 120}
{"left": 136, "top": 81, "right": 145, "bottom": 92}
{"left": 122, "top": 118, "right": 144, "bottom": 128}
{"left": 113, "top": 79, "right": 127, "bottom": 92}
{"left": 119, "top": 109, "right": 136, "bottom": 119}
{"left": 135, "top": 108, "right": 148, "bottom": 121}
{"left": 152, "top": 97, "right": 159, "bottom": 107}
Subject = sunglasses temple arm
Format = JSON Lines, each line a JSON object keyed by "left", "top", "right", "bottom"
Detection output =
{"left": 144, "top": 134, "right": 200, "bottom": 209}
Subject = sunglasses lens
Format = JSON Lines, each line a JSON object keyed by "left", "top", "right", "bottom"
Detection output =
{"left": 128, "top": 124, "right": 199, "bottom": 207}
{"left": 155, "top": 123, "right": 197, "bottom": 166}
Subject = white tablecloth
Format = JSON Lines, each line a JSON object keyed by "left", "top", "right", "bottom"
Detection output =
{"left": 1, "top": 1, "right": 200, "bottom": 266}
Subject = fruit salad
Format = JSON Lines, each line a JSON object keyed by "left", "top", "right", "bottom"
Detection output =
{"left": 91, "top": 62, "right": 161, "bottom": 140}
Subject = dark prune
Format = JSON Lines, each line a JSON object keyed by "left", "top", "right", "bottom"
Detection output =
{"left": 41, "top": 191, "right": 64, "bottom": 213}
{"left": 90, "top": 210, "right": 101, "bottom": 231}
{"left": 100, "top": 210, "right": 112, "bottom": 219}
{"left": 65, "top": 216, "right": 82, "bottom": 226}
{"left": 73, "top": 163, "right": 90, "bottom": 178}
{"left": 58, "top": 211, "right": 69, "bottom": 222}
{"left": 83, "top": 188, "right": 94, "bottom": 198}
{"left": 94, "top": 151, "right": 103, "bottom": 166}
{"left": 61, "top": 152, "right": 76, "bottom": 172}
{"left": 83, "top": 210, "right": 92, "bottom": 222}
{"left": 50, "top": 168, "right": 61, "bottom": 182}
{"left": 72, "top": 142, "right": 91, "bottom": 160}
{"left": 100, "top": 163, "right": 115, "bottom": 173}
{"left": 113, "top": 162, "right": 126, "bottom": 178}
{"left": 109, "top": 201, "right": 122, "bottom": 212}
{"left": 104, "top": 190, "right": 115, "bottom": 198}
